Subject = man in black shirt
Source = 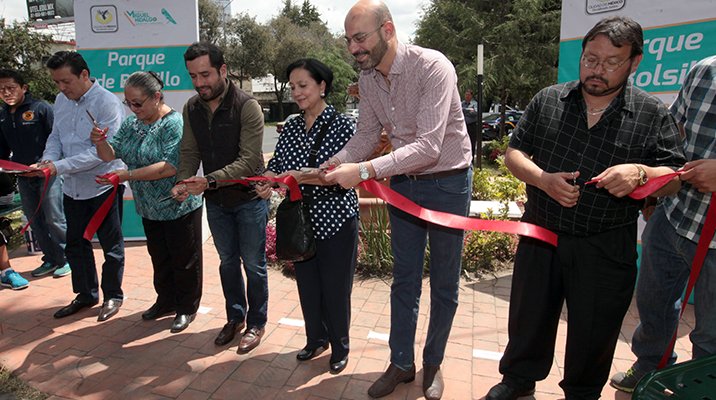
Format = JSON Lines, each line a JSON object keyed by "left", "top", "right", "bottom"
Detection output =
{"left": 0, "top": 69, "right": 69, "bottom": 279}
{"left": 485, "top": 16, "right": 686, "bottom": 400}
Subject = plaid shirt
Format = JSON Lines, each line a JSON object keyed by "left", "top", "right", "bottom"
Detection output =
{"left": 664, "top": 55, "right": 716, "bottom": 249}
{"left": 511, "top": 81, "right": 685, "bottom": 236}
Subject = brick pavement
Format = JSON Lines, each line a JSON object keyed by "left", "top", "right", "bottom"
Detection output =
{"left": 0, "top": 237, "right": 695, "bottom": 399}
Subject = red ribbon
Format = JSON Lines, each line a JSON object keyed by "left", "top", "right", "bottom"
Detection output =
{"left": 83, "top": 173, "right": 120, "bottom": 241}
{"left": 0, "top": 160, "right": 52, "bottom": 234}
{"left": 233, "top": 175, "right": 558, "bottom": 245}
{"left": 358, "top": 179, "right": 559, "bottom": 246}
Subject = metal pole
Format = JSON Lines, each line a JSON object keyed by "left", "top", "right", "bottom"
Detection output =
{"left": 475, "top": 44, "right": 484, "bottom": 170}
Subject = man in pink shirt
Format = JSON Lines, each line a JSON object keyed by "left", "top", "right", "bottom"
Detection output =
{"left": 325, "top": 1, "right": 472, "bottom": 399}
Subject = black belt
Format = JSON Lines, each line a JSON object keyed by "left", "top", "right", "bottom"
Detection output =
{"left": 404, "top": 167, "right": 468, "bottom": 180}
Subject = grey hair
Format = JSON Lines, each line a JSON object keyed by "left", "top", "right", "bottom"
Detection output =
{"left": 125, "top": 71, "right": 164, "bottom": 99}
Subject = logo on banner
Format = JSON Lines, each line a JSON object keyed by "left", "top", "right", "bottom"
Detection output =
{"left": 91, "top": 6, "right": 118, "bottom": 33}
{"left": 586, "top": 0, "right": 625, "bottom": 14}
{"left": 124, "top": 9, "right": 178, "bottom": 25}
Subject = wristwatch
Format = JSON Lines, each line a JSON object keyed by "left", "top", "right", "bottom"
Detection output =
{"left": 206, "top": 175, "right": 218, "bottom": 190}
{"left": 358, "top": 163, "right": 370, "bottom": 181}
{"left": 635, "top": 165, "right": 648, "bottom": 186}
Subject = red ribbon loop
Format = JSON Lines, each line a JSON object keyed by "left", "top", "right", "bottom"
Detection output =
{"left": 83, "top": 173, "right": 120, "bottom": 241}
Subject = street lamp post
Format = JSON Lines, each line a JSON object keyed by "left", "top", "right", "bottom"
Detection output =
{"left": 475, "top": 44, "right": 484, "bottom": 170}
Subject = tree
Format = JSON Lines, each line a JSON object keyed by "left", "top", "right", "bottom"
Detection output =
{"left": 309, "top": 46, "right": 357, "bottom": 112}
{"left": 198, "top": 0, "right": 223, "bottom": 44}
{"left": 414, "top": 0, "right": 560, "bottom": 110}
{"left": 265, "top": 15, "right": 336, "bottom": 119}
{"left": 280, "top": 0, "right": 322, "bottom": 27}
{"left": 224, "top": 14, "right": 271, "bottom": 88}
{"left": 0, "top": 19, "right": 56, "bottom": 102}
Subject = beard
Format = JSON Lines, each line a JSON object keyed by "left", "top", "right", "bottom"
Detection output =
{"left": 353, "top": 36, "right": 389, "bottom": 70}
{"left": 196, "top": 79, "right": 225, "bottom": 102}
{"left": 581, "top": 74, "right": 629, "bottom": 97}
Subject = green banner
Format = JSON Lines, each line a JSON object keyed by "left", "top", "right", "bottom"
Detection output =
{"left": 78, "top": 46, "right": 192, "bottom": 93}
{"left": 558, "top": 19, "right": 716, "bottom": 93}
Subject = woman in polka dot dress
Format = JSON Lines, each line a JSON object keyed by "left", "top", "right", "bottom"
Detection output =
{"left": 257, "top": 58, "right": 359, "bottom": 374}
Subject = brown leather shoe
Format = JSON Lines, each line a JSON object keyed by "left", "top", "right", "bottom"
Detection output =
{"left": 214, "top": 320, "right": 245, "bottom": 346}
{"left": 422, "top": 365, "right": 444, "bottom": 400}
{"left": 237, "top": 326, "right": 264, "bottom": 354}
{"left": 367, "top": 363, "right": 416, "bottom": 398}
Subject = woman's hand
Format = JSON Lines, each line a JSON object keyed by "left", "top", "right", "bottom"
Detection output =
{"left": 90, "top": 126, "right": 109, "bottom": 144}
{"left": 95, "top": 169, "right": 128, "bottom": 184}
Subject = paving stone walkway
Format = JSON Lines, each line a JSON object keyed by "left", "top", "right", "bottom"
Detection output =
{"left": 0, "top": 238, "right": 695, "bottom": 399}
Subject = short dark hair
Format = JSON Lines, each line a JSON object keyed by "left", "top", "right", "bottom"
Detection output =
{"left": 184, "top": 42, "right": 225, "bottom": 71}
{"left": 0, "top": 69, "right": 26, "bottom": 86}
{"left": 582, "top": 16, "right": 644, "bottom": 58}
{"left": 286, "top": 58, "right": 334, "bottom": 97}
{"left": 46, "top": 51, "right": 91, "bottom": 76}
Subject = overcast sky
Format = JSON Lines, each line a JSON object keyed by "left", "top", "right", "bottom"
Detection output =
{"left": 0, "top": 0, "right": 424, "bottom": 43}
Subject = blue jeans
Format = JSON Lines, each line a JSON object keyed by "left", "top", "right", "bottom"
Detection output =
{"left": 206, "top": 199, "right": 269, "bottom": 327}
{"left": 17, "top": 176, "right": 67, "bottom": 266}
{"left": 387, "top": 169, "right": 472, "bottom": 368}
{"left": 64, "top": 186, "right": 125, "bottom": 302}
{"left": 632, "top": 205, "right": 716, "bottom": 371}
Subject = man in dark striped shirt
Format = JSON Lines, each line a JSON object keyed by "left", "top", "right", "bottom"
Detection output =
{"left": 485, "top": 16, "right": 686, "bottom": 400}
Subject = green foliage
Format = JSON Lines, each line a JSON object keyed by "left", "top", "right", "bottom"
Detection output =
{"left": 198, "top": 0, "right": 223, "bottom": 44}
{"left": 414, "top": 0, "right": 561, "bottom": 109}
{"left": 357, "top": 205, "right": 393, "bottom": 276}
{"left": 308, "top": 48, "right": 357, "bottom": 113}
{"left": 281, "top": 0, "right": 323, "bottom": 27}
{"left": 225, "top": 14, "right": 271, "bottom": 85}
{"left": 472, "top": 155, "right": 525, "bottom": 202}
{"left": 0, "top": 19, "right": 56, "bottom": 102}
{"left": 461, "top": 208, "right": 517, "bottom": 274}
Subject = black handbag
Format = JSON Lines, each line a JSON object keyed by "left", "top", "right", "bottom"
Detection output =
{"left": 275, "top": 112, "right": 337, "bottom": 262}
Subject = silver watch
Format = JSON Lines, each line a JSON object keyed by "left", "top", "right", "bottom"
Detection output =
{"left": 359, "top": 163, "right": 370, "bottom": 180}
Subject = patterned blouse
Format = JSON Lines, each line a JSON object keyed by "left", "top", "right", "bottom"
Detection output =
{"left": 110, "top": 111, "right": 202, "bottom": 221}
{"left": 267, "top": 106, "right": 359, "bottom": 240}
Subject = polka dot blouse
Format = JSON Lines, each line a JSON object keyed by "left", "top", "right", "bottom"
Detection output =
{"left": 267, "top": 106, "right": 359, "bottom": 240}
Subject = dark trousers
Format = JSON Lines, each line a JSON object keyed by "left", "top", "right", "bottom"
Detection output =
{"left": 64, "top": 186, "right": 125, "bottom": 303}
{"left": 294, "top": 217, "right": 358, "bottom": 361}
{"left": 499, "top": 224, "right": 637, "bottom": 400}
{"left": 142, "top": 206, "right": 203, "bottom": 315}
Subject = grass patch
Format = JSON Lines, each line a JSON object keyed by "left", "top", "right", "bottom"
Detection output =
{"left": 0, "top": 365, "right": 47, "bottom": 400}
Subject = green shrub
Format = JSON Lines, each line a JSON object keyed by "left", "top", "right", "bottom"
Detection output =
{"left": 357, "top": 204, "right": 394, "bottom": 276}
{"left": 461, "top": 206, "right": 518, "bottom": 275}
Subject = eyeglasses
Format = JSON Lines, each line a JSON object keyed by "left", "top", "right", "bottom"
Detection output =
{"left": 0, "top": 84, "right": 20, "bottom": 93}
{"left": 122, "top": 96, "right": 150, "bottom": 109}
{"left": 581, "top": 55, "right": 631, "bottom": 73}
{"left": 344, "top": 23, "right": 385, "bottom": 46}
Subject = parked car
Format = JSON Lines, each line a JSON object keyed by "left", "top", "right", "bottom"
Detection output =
{"left": 482, "top": 111, "right": 523, "bottom": 140}
{"left": 276, "top": 113, "right": 300, "bottom": 134}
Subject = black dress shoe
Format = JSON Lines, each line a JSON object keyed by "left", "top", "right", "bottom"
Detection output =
{"left": 214, "top": 320, "right": 245, "bottom": 346}
{"left": 170, "top": 313, "right": 196, "bottom": 333}
{"left": 329, "top": 354, "right": 349, "bottom": 374}
{"left": 423, "top": 365, "right": 444, "bottom": 400}
{"left": 54, "top": 299, "right": 98, "bottom": 319}
{"left": 297, "top": 343, "right": 329, "bottom": 361}
{"left": 98, "top": 299, "right": 123, "bottom": 322}
{"left": 142, "top": 303, "right": 175, "bottom": 320}
{"left": 485, "top": 381, "right": 536, "bottom": 400}
{"left": 367, "top": 363, "right": 416, "bottom": 398}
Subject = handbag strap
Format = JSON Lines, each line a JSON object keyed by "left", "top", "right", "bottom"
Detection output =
{"left": 307, "top": 111, "right": 338, "bottom": 168}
